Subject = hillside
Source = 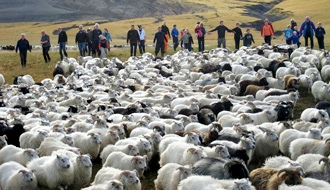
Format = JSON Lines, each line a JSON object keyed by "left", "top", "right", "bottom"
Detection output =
{"left": 0, "top": 0, "right": 213, "bottom": 22}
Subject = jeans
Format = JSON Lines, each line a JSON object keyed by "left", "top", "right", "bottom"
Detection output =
{"left": 78, "top": 42, "right": 86, "bottom": 56}
{"left": 87, "top": 43, "right": 92, "bottom": 56}
{"left": 43, "top": 46, "right": 51, "bottom": 63}
{"left": 130, "top": 43, "right": 137, "bottom": 56}
{"left": 173, "top": 36, "right": 179, "bottom": 51}
{"left": 217, "top": 38, "right": 226, "bottom": 48}
{"left": 101, "top": 47, "right": 107, "bottom": 58}
{"left": 59, "top": 42, "right": 68, "bottom": 60}
{"left": 19, "top": 51, "right": 27, "bottom": 67}
{"left": 139, "top": 40, "right": 145, "bottom": 54}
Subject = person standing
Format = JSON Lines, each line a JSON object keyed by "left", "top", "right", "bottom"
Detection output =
{"left": 242, "top": 29, "right": 255, "bottom": 47}
{"left": 315, "top": 22, "right": 326, "bottom": 50}
{"left": 180, "top": 29, "right": 186, "bottom": 50}
{"left": 300, "top": 16, "right": 316, "bottom": 49}
{"left": 15, "top": 33, "right": 31, "bottom": 68}
{"left": 87, "top": 28, "right": 93, "bottom": 56}
{"left": 181, "top": 29, "right": 194, "bottom": 51}
{"left": 153, "top": 27, "right": 167, "bottom": 57}
{"left": 40, "top": 30, "right": 51, "bottom": 63}
{"left": 161, "top": 22, "right": 171, "bottom": 53}
{"left": 91, "top": 23, "right": 102, "bottom": 57}
{"left": 103, "top": 28, "right": 112, "bottom": 53}
{"left": 209, "top": 20, "right": 234, "bottom": 48}
{"left": 127, "top": 25, "right": 140, "bottom": 57}
{"left": 232, "top": 23, "right": 243, "bottom": 50}
{"left": 283, "top": 24, "right": 293, "bottom": 45}
{"left": 57, "top": 27, "right": 68, "bottom": 61}
{"left": 261, "top": 19, "right": 275, "bottom": 45}
{"left": 195, "top": 22, "right": 206, "bottom": 52}
{"left": 290, "top": 18, "right": 297, "bottom": 31}
{"left": 98, "top": 35, "right": 110, "bottom": 58}
{"left": 75, "top": 25, "right": 88, "bottom": 56}
{"left": 171, "top": 24, "right": 179, "bottom": 51}
{"left": 137, "top": 25, "right": 146, "bottom": 55}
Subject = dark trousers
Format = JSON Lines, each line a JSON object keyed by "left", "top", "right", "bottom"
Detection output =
{"left": 173, "top": 36, "right": 179, "bottom": 51}
{"left": 59, "top": 42, "right": 68, "bottom": 60}
{"left": 264, "top": 35, "right": 272, "bottom": 45}
{"left": 155, "top": 43, "right": 165, "bottom": 56}
{"left": 286, "top": 39, "right": 292, "bottom": 45}
{"left": 184, "top": 43, "right": 192, "bottom": 51}
{"left": 87, "top": 43, "right": 92, "bottom": 56}
{"left": 92, "top": 40, "right": 101, "bottom": 57}
{"left": 130, "top": 43, "right": 137, "bottom": 56}
{"left": 42, "top": 46, "right": 51, "bottom": 63}
{"left": 304, "top": 34, "right": 314, "bottom": 49}
{"left": 317, "top": 37, "right": 324, "bottom": 49}
{"left": 234, "top": 37, "right": 240, "bottom": 50}
{"left": 198, "top": 37, "right": 205, "bottom": 52}
{"left": 139, "top": 40, "right": 145, "bottom": 54}
{"left": 19, "top": 51, "right": 27, "bottom": 67}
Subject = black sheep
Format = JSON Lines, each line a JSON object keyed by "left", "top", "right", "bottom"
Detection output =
{"left": 0, "top": 123, "right": 26, "bottom": 147}
{"left": 268, "top": 60, "right": 286, "bottom": 77}
{"left": 238, "top": 77, "right": 269, "bottom": 96}
{"left": 316, "top": 101, "right": 330, "bottom": 116}
{"left": 53, "top": 66, "right": 65, "bottom": 77}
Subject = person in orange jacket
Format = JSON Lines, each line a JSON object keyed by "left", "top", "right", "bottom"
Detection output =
{"left": 261, "top": 19, "right": 275, "bottom": 45}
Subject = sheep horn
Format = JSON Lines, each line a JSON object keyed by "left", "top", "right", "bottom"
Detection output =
{"left": 18, "top": 170, "right": 27, "bottom": 174}
{"left": 277, "top": 168, "right": 291, "bottom": 177}
{"left": 187, "top": 148, "right": 196, "bottom": 153}
{"left": 325, "top": 138, "right": 330, "bottom": 144}
{"left": 319, "top": 157, "right": 329, "bottom": 164}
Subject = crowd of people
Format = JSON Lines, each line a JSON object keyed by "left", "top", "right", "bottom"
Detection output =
{"left": 14, "top": 16, "right": 326, "bottom": 68}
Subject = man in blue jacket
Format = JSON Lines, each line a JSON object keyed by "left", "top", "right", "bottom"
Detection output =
{"left": 16, "top": 33, "right": 31, "bottom": 68}
{"left": 171, "top": 24, "right": 179, "bottom": 51}
{"left": 300, "top": 16, "right": 316, "bottom": 49}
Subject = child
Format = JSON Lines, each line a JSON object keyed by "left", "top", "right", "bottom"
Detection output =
{"left": 243, "top": 28, "right": 255, "bottom": 47}
{"left": 289, "top": 31, "right": 301, "bottom": 47}
{"left": 283, "top": 24, "right": 293, "bottom": 45}
{"left": 315, "top": 22, "right": 326, "bottom": 49}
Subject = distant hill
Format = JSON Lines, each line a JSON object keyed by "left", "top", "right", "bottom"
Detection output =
{"left": 0, "top": 0, "right": 214, "bottom": 22}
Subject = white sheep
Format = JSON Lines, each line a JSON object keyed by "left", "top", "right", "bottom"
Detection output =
{"left": 38, "top": 137, "right": 80, "bottom": 157}
{"left": 103, "top": 152, "right": 147, "bottom": 178}
{"left": 69, "top": 154, "right": 93, "bottom": 190}
{"left": 0, "top": 161, "right": 38, "bottom": 190}
{"left": 87, "top": 128, "right": 120, "bottom": 150}
{"left": 293, "top": 119, "right": 330, "bottom": 132}
{"left": 154, "top": 163, "right": 192, "bottom": 190}
{"left": 159, "top": 142, "right": 207, "bottom": 167}
{"left": 0, "top": 145, "right": 39, "bottom": 166}
{"left": 245, "top": 110, "right": 276, "bottom": 125}
{"left": 27, "top": 153, "right": 74, "bottom": 189}
{"left": 115, "top": 137, "right": 152, "bottom": 158}
{"left": 70, "top": 132, "right": 102, "bottom": 159}
{"left": 300, "top": 108, "right": 329, "bottom": 122}
{"left": 218, "top": 114, "right": 254, "bottom": 127}
{"left": 296, "top": 153, "right": 326, "bottom": 173}
{"left": 100, "top": 144, "right": 140, "bottom": 164}
{"left": 289, "top": 138, "right": 330, "bottom": 160}
{"left": 263, "top": 91, "right": 299, "bottom": 105}
{"left": 298, "top": 74, "right": 313, "bottom": 93}
{"left": 201, "top": 145, "right": 231, "bottom": 159}
{"left": 279, "top": 128, "right": 323, "bottom": 156}
{"left": 19, "top": 129, "right": 49, "bottom": 149}
{"left": 178, "top": 175, "right": 256, "bottom": 190}
{"left": 312, "top": 81, "right": 330, "bottom": 102}
{"left": 321, "top": 65, "right": 330, "bottom": 82}
{"left": 82, "top": 180, "right": 124, "bottom": 190}
{"left": 92, "top": 167, "right": 141, "bottom": 190}
{"left": 267, "top": 77, "right": 285, "bottom": 90}
{"left": 158, "top": 133, "right": 201, "bottom": 154}
{"left": 0, "top": 73, "right": 5, "bottom": 86}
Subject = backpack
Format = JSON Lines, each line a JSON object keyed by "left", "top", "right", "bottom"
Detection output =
{"left": 197, "top": 30, "right": 203, "bottom": 38}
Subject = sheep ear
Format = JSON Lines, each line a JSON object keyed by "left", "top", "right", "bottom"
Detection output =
{"left": 187, "top": 148, "right": 196, "bottom": 153}
{"left": 131, "top": 157, "right": 138, "bottom": 163}
{"left": 119, "top": 171, "right": 131, "bottom": 177}
{"left": 177, "top": 166, "right": 185, "bottom": 171}
{"left": 18, "top": 170, "right": 26, "bottom": 174}
{"left": 23, "top": 149, "right": 32, "bottom": 155}
{"left": 128, "top": 145, "right": 133, "bottom": 150}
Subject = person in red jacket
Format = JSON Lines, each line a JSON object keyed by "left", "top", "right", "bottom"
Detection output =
{"left": 98, "top": 35, "right": 110, "bottom": 58}
{"left": 261, "top": 19, "right": 275, "bottom": 45}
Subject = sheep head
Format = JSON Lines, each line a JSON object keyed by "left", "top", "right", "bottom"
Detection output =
{"left": 277, "top": 168, "right": 302, "bottom": 186}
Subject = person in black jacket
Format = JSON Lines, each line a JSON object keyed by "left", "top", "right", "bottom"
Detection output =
{"left": 15, "top": 33, "right": 31, "bottom": 68}
{"left": 58, "top": 27, "right": 68, "bottom": 60}
{"left": 75, "top": 25, "right": 88, "bottom": 56}
{"left": 232, "top": 23, "right": 243, "bottom": 50}
{"left": 209, "top": 20, "right": 235, "bottom": 48}
{"left": 153, "top": 27, "right": 167, "bottom": 57}
{"left": 315, "top": 22, "right": 326, "bottom": 50}
{"left": 91, "top": 23, "right": 102, "bottom": 57}
{"left": 127, "top": 25, "right": 140, "bottom": 57}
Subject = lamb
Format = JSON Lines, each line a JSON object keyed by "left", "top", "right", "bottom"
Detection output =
{"left": 263, "top": 91, "right": 299, "bottom": 105}
{"left": 267, "top": 77, "right": 285, "bottom": 90}
{"left": 154, "top": 163, "right": 192, "bottom": 190}
{"left": 100, "top": 144, "right": 140, "bottom": 164}
{"left": 263, "top": 156, "right": 304, "bottom": 175}
{"left": 293, "top": 118, "right": 330, "bottom": 132}
{"left": 158, "top": 132, "right": 201, "bottom": 154}
{"left": 218, "top": 114, "right": 254, "bottom": 127}
{"left": 249, "top": 168, "right": 303, "bottom": 190}
{"left": 279, "top": 128, "right": 323, "bottom": 156}
{"left": 87, "top": 128, "right": 120, "bottom": 150}
{"left": 296, "top": 154, "right": 328, "bottom": 173}
{"left": 0, "top": 145, "right": 39, "bottom": 166}
{"left": 82, "top": 180, "right": 124, "bottom": 190}
{"left": 38, "top": 137, "right": 80, "bottom": 157}
{"left": 68, "top": 154, "right": 93, "bottom": 190}
{"left": 289, "top": 138, "right": 330, "bottom": 160}
{"left": 178, "top": 176, "right": 255, "bottom": 190}
{"left": 115, "top": 137, "right": 152, "bottom": 158}
{"left": 69, "top": 132, "right": 102, "bottom": 159}
{"left": 92, "top": 167, "right": 141, "bottom": 190}
{"left": 159, "top": 142, "right": 207, "bottom": 167}
{"left": 27, "top": 153, "right": 74, "bottom": 189}
{"left": 192, "top": 157, "right": 249, "bottom": 179}
{"left": 103, "top": 151, "right": 147, "bottom": 178}
{"left": 19, "top": 129, "right": 49, "bottom": 149}
{"left": 312, "top": 81, "right": 330, "bottom": 102}
{"left": 244, "top": 110, "right": 276, "bottom": 125}
{"left": 300, "top": 108, "right": 329, "bottom": 122}
{"left": 0, "top": 161, "right": 38, "bottom": 190}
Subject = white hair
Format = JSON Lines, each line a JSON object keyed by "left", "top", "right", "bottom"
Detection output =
{"left": 21, "top": 33, "right": 26, "bottom": 36}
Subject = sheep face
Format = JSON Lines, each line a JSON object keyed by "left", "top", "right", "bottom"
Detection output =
{"left": 128, "top": 145, "right": 140, "bottom": 156}
{"left": 186, "top": 133, "right": 201, "bottom": 145}
{"left": 278, "top": 169, "right": 302, "bottom": 186}
{"left": 177, "top": 166, "right": 192, "bottom": 181}
{"left": 89, "top": 133, "right": 102, "bottom": 144}
{"left": 119, "top": 170, "right": 140, "bottom": 186}
{"left": 108, "top": 180, "right": 124, "bottom": 190}
{"left": 215, "top": 145, "right": 231, "bottom": 159}
{"left": 140, "top": 139, "right": 152, "bottom": 152}
{"left": 131, "top": 156, "right": 147, "bottom": 172}
{"left": 18, "top": 170, "right": 37, "bottom": 184}
{"left": 77, "top": 154, "right": 92, "bottom": 168}
{"left": 56, "top": 154, "right": 71, "bottom": 169}
{"left": 171, "top": 122, "right": 184, "bottom": 133}
{"left": 240, "top": 137, "right": 255, "bottom": 150}
{"left": 62, "top": 135, "right": 74, "bottom": 146}
{"left": 266, "top": 130, "right": 279, "bottom": 142}
{"left": 24, "top": 149, "right": 39, "bottom": 161}
{"left": 308, "top": 128, "right": 323, "bottom": 140}
{"left": 0, "top": 135, "right": 7, "bottom": 147}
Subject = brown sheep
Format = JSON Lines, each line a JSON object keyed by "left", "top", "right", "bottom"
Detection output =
{"left": 284, "top": 74, "right": 300, "bottom": 90}
{"left": 238, "top": 77, "right": 269, "bottom": 96}
{"left": 250, "top": 168, "right": 303, "bottom": 190}
{"left": 243, "top": 85, "right": 270, "bottom": 97}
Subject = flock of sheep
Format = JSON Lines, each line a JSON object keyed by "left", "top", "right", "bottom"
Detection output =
{"left": 0, "top": 43, "right": 330, "bottom": 190}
